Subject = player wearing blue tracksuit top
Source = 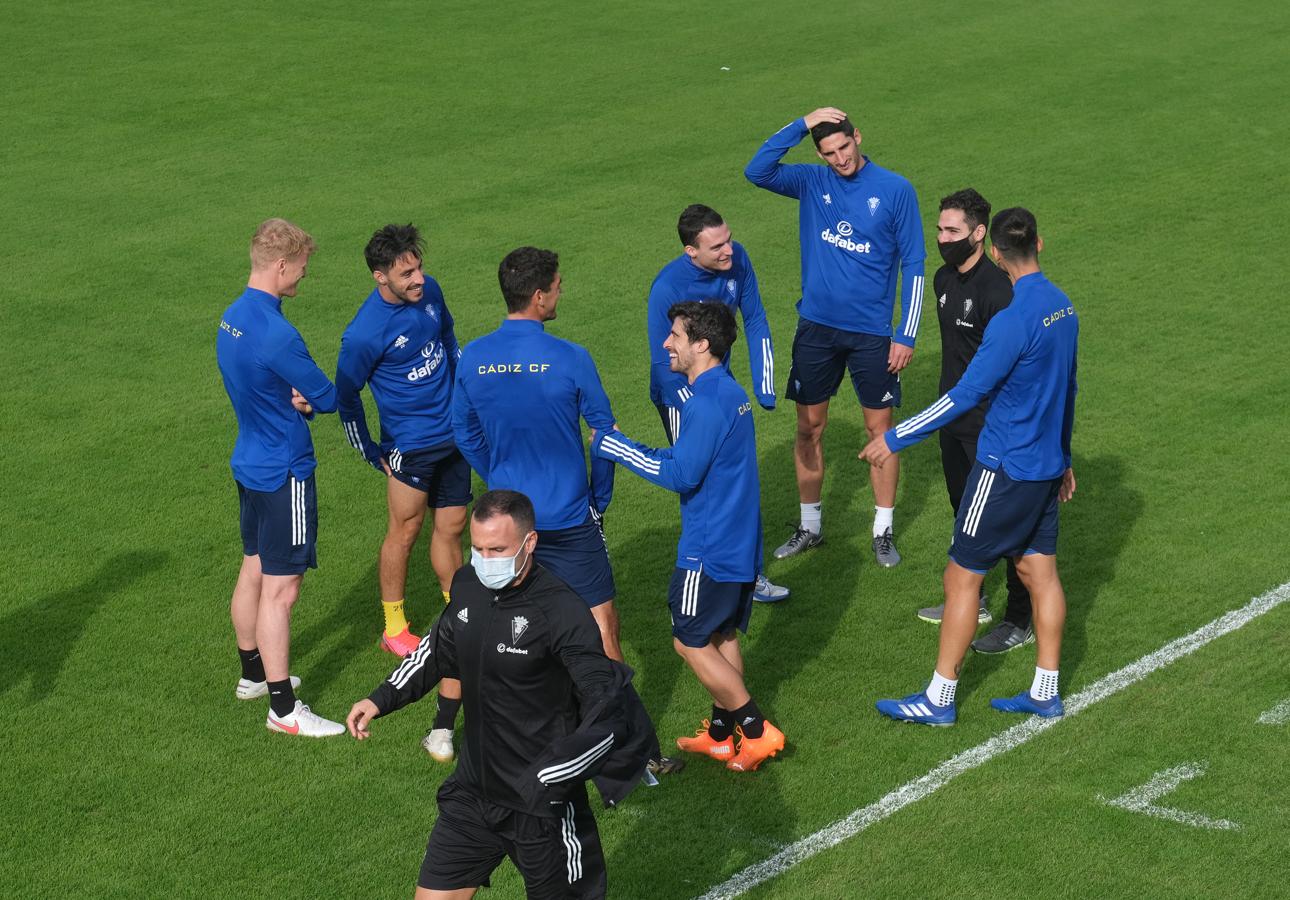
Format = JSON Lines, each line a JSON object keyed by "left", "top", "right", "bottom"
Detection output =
{"left": 217, "top": 218, "right": 346, "bottom": 738}
{"left": 452, "top": 247, "right": 626, "bottom": 661}
{"left": 746, "top": 107, "right": 926, "bottom": 568}
{"left": 335, "top": 225, "right": 474, "bottom": 684}
{"left": 867, "top": 207, "right": 1078, "bottom": 726}
{"left": 336, "top": 278, "right": 460, "bottom": 471}
{"left": 594, "top": 301, "right": 785, "bottom": 773}
{"left": 648, "top": 218, "right": 775, "bottom": 445}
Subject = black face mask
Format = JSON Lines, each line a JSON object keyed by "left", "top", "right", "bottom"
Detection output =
{"left": 938, "top": 235, "right": 977, "bottom": 268}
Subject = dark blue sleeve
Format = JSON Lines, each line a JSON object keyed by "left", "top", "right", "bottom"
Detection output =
{"left": 744, "top": 118, "right": 812, "bottom": 199}
{"left": 575, "top": 347, "right": 617, "bottom": 514}
{"left": 648, "top": 276, "right": 689, "bottom": 407}
{"left": 592, "top": 396, "right": 723, "bottom": 493}
{"left": 451, "top": 366, "right": 491, "bottom": 483}
{"left": 438, "top": 287, "right": 461, "bottom": 381}
{"left": 335, "top": 327, "right": 383, "bottom": 468}
{"left": 892, "top": 180, "right": 928, "bottom": 349}
{"left": 736, "top": 248, "right": 775, "bottom": 409}
{"left": 885, "top": 314, "right": 1022, "bottom": 452}
{"left": 269, "top": 325, "right": 337, "bottom": 415}
{"left": 1062, "top": 355, "right": 1077, "bottom": 466}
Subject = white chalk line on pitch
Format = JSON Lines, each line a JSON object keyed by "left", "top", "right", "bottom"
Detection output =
{"left": 696, "top": 581, "right": 1290, "bottom": 900}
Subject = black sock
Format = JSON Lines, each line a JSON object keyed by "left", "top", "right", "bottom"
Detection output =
{"left": 238, "top": 647, "right": 265, "bottom": 683}
{"left": 267, "top": 679, "right": 297, "bottom": 718}
{"left": 729, "top": 699, "right": 765, "bottom": 739}
{"left": 708, "top": 706, "right": 733, "bottom": 741}
{"left": 433, "top": 694, "right": 461, "bottom": 731}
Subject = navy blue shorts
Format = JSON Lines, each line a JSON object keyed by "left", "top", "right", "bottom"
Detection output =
{"left": 535, "top": 513, "right": 616, "bottom": 608}
{"left": 238, "top": 475, "right": 317, "bottom": 576}
{"left": 949, "top": 462, "right": 1061, "bottom": 574}
{"left": 419, "top": 778, "right": 605, "bottom": 898}
{"left": 785, "top": 318, "right": 901, "bottom": 409}
{"left": 667, "top": 568, "right": 753, "bottom": 648}
{"left": 388, "top": 443, "right": 473, "bottom": 508}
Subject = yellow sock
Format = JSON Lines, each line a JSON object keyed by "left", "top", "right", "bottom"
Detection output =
{"left": 383, "top": 599, "right": 409, "bottom": 637}
{"left": 442, "top": 591, "right": 451, "bottom": 605}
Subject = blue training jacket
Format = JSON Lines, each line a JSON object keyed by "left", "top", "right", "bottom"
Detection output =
{"left": 592, "top": 366, "right": 762, "bottom": 582}
{"left": 216, "top": 287, "right": 337, "bottom": 492}
{"left": 335, "top": 279, "right": 459, "bottom": 469}
{"left": 452, "top": 319, "right": 616, "bottom": 531}
{"left": 745, "top": 118, "right": 926, "bottom": 345}
{"left": 647, "top": 243, "right": 775, "bottom": 410}
{"left": 885, "top": 272, "right": 1078, "bottom": 481}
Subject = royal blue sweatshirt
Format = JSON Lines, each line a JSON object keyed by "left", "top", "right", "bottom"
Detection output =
{"left": 453, "top": 319, "right": 616, "bottom": 530}
{"left": 592, "top": 366, "right": 761, "bottom": 582}
{"left": 216, "top": 287, "right": 337, "bottom": 492}
{"left": 647, "top": 243, "right": 775, "bottom": 410}
{"left": 335, "top": 279, "right": 459, "bottom": 469}
{"left": 745, "top": 118, "right": 926, "bottom": 345}
{"left": 885, "top": 272, "right": 1078, "bottom": 481}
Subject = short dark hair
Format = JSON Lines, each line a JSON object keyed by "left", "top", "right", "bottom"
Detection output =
{"left": 472, "top": 489, "right": 536, "bottom": 534}
{"left": 677, "top": 204, "right": 725, "bottom": 248}
{"left": 498, "top": 247, "right": 559, "bottom": 313}
{"left": 667, "top": 300, "right": 737, "bottom": 360}
{"left": 939, "top": 188, "right": 992, "bottom": 232}
{"left": 364, "top": 223, "right": 424, "bottom": 273}
{"left": 810, "top": 116, "right": 855, "bottom": 147}
{"left": 990, "top": 207, "right": 1040, "bottom": 261}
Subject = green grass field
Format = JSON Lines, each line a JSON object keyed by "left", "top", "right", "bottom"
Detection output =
{"left": 3, "top": 0, "right": 1288, "bottom": 897}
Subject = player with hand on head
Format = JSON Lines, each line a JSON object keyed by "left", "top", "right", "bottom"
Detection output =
{"left": 216, "top": 218, "right": 344, "bottom": 737}
{"left": 646, "top": 203, "right": 787, "bottom": 604}
{"left": 593, "top": 301, "right": 785, "bottom": 772}
{"left": 335, "top": 223, "right": 468, "bottom": 761}
{"left": 861, "top": 207, "right": 1077, "bottom": 725}
{"left": 746, "top": 106, "right": 926, "bottom": 569}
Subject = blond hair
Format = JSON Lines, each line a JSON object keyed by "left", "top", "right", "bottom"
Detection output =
{"left": 249, "top": 218, "right": 316, "bottom": 268}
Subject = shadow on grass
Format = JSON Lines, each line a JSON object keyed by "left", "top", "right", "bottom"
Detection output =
{"left": 0, "top": 550, "right": 169, "bottom": 702}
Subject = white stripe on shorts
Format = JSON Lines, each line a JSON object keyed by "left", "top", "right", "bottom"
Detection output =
{"left": 963, "top": 469, "right": 995, "bottom": 538}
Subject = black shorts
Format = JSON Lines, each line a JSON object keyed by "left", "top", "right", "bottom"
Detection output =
{"left": 785, "top": 318, "right": 901, "bottom": 409}
{"left": 667, "top": 567, "right": 753, "bottom": 648}
{"left": 419, "top": 779, "right": 606, "bottom": 899}
{"left": 238, "top": 475, "right": 317, "bottom": 576}
{"left": 949, "top": 462, "right": 1061, "bottom": 573}
{"left": 388, "top": 443, "right": 472, "bottom": 508}
{"left": 535, "top": 513, "right": 616, "bottom": 608}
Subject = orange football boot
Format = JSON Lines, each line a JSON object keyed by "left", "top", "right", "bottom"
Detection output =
{"left": 726, "top": 721, "right": 785, "bottom": 772}
{"left": 676, "top": 719, "right": 736, "bottom": 761}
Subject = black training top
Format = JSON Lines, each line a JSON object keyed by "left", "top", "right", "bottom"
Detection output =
{"left": 369, "top": 562, "right": 623, "bottom": 816}
{"left": 934, "top": 254, "right": 1014, "bottom": 440}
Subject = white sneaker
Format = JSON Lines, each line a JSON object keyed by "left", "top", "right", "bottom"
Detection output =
{"left": 422, "top": 727, "right": 455, "bottom": 762}
{"left": 752, "top": 574, "right": 790, "bottom": 603}
{"left": 236, "top": 675, "right": 301, "bottom": 701}
{"left": 266, "top": 700, "right": 345, "bottom": 737}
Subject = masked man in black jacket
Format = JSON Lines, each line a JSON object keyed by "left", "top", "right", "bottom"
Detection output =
{"left": 347, "top": 489, "right": 656, "bottom": 900}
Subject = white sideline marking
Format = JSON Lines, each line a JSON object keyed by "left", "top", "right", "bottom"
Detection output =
{"left": 1256, "top": 697, "right": 1290, "bottom": 725}
{"left": 697, "top": 581, "right": 1290, "bottom": 899}
{"left": 1099, "top": 761, "right": 1239, "bottom": 831}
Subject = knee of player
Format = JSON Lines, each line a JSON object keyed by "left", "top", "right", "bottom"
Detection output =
{"left": 386, "top": 517, "right": 424, "bottom": 548}
{"left": 795, "top": 420, "right": 826, "bottom": 443}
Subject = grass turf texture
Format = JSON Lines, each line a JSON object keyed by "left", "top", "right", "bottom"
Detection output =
{"left": 2, "top": 0, "right": 1287, "bottom": 897}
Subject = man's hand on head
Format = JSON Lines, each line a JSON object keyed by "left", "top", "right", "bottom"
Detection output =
{"left": 804, "top": 107, "right": 848, "bottom": 130}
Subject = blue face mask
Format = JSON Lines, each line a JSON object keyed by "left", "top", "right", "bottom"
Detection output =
{"left": 470, "top": 535, "right": 533, "bottom": 590}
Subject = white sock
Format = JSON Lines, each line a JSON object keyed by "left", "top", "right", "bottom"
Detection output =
{"left": 927, "top": 670, "right": 957, "bottom": 707}
{"left": 800, "top": 502, "right": 822, "bottom": 534}
{"left": 873, "top": 506, "right": 894, "bottom": 538}
{"left": 1030, "top": 667, "right": 1059, "bottom": 702}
